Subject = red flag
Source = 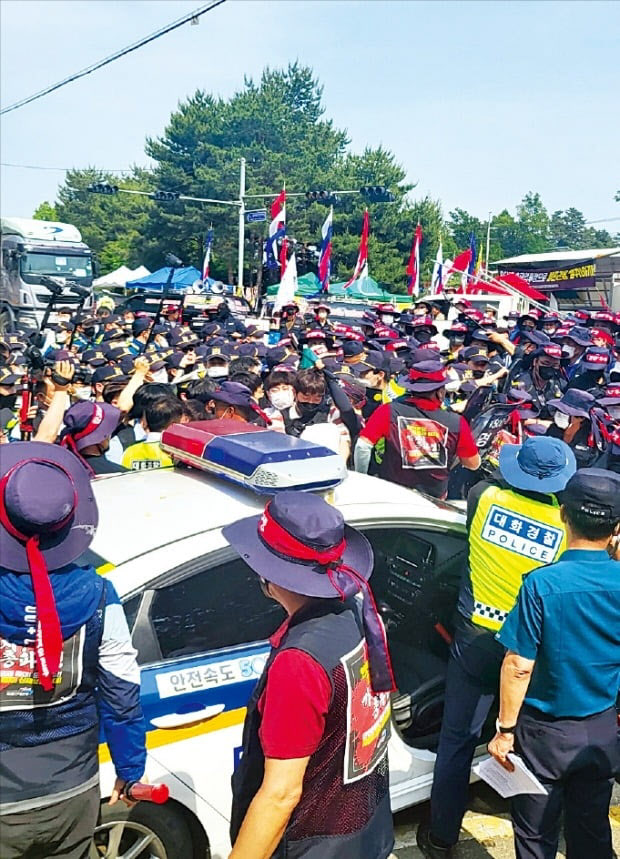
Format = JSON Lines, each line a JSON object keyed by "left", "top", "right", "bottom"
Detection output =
{"left": 443, "top": 248, "right": 472, "bottom": 293}
{"left": 497, "top": 272, "right": 547, "bottom": 302}
{"left": 344, "top": 209, "right": 369, "bottom": 288}
{"left": 406, "top": 223, "right": 423, "bottom": 297}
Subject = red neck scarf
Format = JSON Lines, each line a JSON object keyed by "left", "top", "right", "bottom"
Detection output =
{"left": 0, "top": 460, "right": 76, "bottom": 691}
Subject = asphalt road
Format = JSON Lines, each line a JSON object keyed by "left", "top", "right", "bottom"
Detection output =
{"left": 391, "top": 781, "right": 620, "bottom": 858}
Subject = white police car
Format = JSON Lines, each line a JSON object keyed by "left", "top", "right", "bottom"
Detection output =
{"left": 85, "top": 428, "right": 487, "bottom": 859}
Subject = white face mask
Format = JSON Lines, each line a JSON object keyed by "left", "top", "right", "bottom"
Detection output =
{"left": 151, "top": 369, "right": 169, "bottom": 384}
{"left": 74, "top": 386, "right": 92, "bottom": 401}
{"left": 381, "top": 315, "right": 394, "bottom": 326}
{"left": 207, "top": 366, "right": 228, "bottom": 379}
{"left": 563, "top": 345, "right": 576, "bottom": 359}
{"left": 506, "top": 320, "right": 517, "bottom": 329}
{"left": 553, "top": 411, "right": 571, "bottom": 429}
{"left": 269, "top": 388, "right": 295, "bottom": 411}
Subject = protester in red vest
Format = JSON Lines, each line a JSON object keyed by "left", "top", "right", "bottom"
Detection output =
{"left": 224, "top": 492, "right": 395, "bottom": 859}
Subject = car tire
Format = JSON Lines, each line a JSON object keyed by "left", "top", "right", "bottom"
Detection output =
{"left": 94, "top": 800, "right": 195, "bottom": 859}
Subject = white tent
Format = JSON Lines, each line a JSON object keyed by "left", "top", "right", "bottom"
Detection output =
{"left": 93, "top": 264, "right": 151, "bottom": 289}
{"left": 128, "top": 265, "right": 150, "bottom": 280}
{"left": 93, "top": 265, "right": 134, "bottom": 289}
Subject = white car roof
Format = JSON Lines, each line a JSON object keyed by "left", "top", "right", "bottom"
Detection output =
{"left": 89, "top": 468, "right": 464, "bottom": 569}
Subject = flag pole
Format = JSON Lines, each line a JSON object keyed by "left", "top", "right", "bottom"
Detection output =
{"left": 485, "top": 211, "right": 492, "bottom": 272}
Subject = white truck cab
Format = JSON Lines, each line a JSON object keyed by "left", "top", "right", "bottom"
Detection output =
{"left": 0, "top": 217, "right": 95, "bottom": 334}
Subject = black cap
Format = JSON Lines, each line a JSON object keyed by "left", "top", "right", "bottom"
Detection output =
{"left": 562, "top": 468, "right": 620, "bottom": 522}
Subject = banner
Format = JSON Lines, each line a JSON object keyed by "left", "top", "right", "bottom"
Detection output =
{"left": 498, "top": 259, "right": 596, "bottom": 291}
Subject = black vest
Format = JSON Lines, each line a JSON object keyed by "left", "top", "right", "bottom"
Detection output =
{"left": 379, "top": 399, "right": 462, "bottom": 498}
{"left": 230, "top": 601, "right": 394, "bottom": 859}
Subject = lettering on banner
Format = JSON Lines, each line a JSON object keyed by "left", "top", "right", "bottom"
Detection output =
{"left": 341, "top": 641, "right": 391, "bottom": 785}
{"left": 0, "top": 629, "right": 85, "bottom": 711}
{"left": 481, "top": 504, "right": 563, "bottom": 563}
{"left": 156, "top": 653, "right": 269, "bottom": 699}
{"left": 397, "top": 416, "right": 448, "bottom": 470}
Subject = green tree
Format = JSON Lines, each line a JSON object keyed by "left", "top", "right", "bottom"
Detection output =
{"left": 33, "top": 201, "right": 59, "bottom": 221}
{"left": 515, "top": 192, "right": 549, "bottom": 253}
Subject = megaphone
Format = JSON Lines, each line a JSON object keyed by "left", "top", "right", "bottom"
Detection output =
{"left": 210, "top": 281, "right": 225, "bottom": 294}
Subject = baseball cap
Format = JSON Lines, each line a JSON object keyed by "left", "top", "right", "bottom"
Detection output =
{"left": 0, "top": 367, "right": 20, "bottom": 386}
{"left": 562, "top": 468, "right": 620, "bottom": 522}
{"left": 132, "top": 317, "right": 151, "bottom": 336}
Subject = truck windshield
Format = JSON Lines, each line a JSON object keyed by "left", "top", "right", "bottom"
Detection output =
{"left": 20, "top": 252, "right": 92, "bottom": 279}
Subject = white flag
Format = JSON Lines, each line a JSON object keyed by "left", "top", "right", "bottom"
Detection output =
{"left": 430, "top": 240, "right": 443, "bottom": 295}
{"left": 274, "top": 253, "right": 298, "bottom": 311}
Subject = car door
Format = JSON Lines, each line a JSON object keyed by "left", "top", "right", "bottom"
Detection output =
{"left": 129, "top": 548, "right": 285, "bottom": 818}
{"left": 357, "top": 522, "right": 468, "bottom": 806}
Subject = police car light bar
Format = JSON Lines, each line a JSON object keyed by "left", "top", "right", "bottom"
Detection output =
{"left": 161, "top": 420, "right": 347, "bottom": 494}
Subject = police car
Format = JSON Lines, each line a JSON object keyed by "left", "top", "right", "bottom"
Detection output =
{"left": 85, "top": 424, "right": 487, "bottom": 859}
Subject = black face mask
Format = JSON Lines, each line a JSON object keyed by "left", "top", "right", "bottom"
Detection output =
{"left": 0, "top": 393, "right": 17, "bottom": 411}
{"left": 83, "top": 327, "right": 96, "bottom": 339}
{"left": 416, "top": 331, "right": 432, "bottom": 344}
{"left": 297, "top": 400, "right": 322, "bottom": 420}
{"left": 539, "top": 366, "right": 557, "bottom": 381}
{"left": 472, "top": 369, "right": 485, "bottom": 379}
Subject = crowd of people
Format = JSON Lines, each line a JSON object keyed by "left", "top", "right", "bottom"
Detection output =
{"left": 0, "top": 290, "right": 619, "bottom": 859}
{"left": 1, "top": 294, "right": 620, "bottom": 489}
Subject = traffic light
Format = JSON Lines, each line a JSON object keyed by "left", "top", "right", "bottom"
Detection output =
{"left": 305, "top": 190, "right": 340, "bottom": 205}
{"left": 152, "top": 190, "right": 180, "bottom": 202}
{"left": 360, "top": 186, "right": 395, "bottom": 203}
{"left": 87, "top": 183, "right": 118, "bottom": 195}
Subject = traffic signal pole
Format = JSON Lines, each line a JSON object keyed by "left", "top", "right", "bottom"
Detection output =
{"left": 85, "top": 172, "right": 397, "bottom": 294}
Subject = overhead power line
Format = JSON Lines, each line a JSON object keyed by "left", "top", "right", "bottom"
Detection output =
{"left": 0, "top": 0, "right": 226, "bottom": 116}
{"left": 0, "top": 162, "right": 145, "bottom": 173}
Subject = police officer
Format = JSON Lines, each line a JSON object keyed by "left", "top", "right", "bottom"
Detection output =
{"left": 418, "top": 436, "right": 576, "bottom": 858}
{"left": 354, "top": 361, "right": 481, "bottom": 499}
{"left": 223, "top": 491, "right": 395, "bottom": 859}
{"left": 489, "top": 468, "right": 620, "bottom": 859}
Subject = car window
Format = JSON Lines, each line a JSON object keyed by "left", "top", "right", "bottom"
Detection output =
{"left": 150, "top": 556, "right": 285, "bottom": 659}
{"left": 122, "top": 594, "right": 141, "bottom": 633}
{"left": 362, "top": 527, "right": 466, "bottom": 647}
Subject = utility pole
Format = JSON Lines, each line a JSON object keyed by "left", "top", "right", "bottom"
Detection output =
{"left": 485, "top": 212, "right": 492, "bottom": 271}
{"left": 237, "top": 157, "right": 246, "bottom": 297}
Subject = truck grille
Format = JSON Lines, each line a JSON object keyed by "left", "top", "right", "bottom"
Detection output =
{"left": 35, "top": 292, "right": 82, "bottom": 305}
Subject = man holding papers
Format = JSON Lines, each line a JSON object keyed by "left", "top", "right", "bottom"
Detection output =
{"left": 489, "top": 468, "right": 620, "bottom": 859}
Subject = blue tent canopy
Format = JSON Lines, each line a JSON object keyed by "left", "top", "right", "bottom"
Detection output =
{"left": 126, "top": 266, "right": 235, "bottom": 294}
{"left": 125, "top": 266, "right": 202, "bottom": 291}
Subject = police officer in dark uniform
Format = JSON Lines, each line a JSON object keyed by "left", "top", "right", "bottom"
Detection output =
{"left": 354, "top": 361, "right": 481, "bottom": 499}
{"left": 223, "top": 492, "right": 395, "bottom": 859}
{"left": 489, "top": 468, "right": 620, "bottom": 859}
{"left": 509, "top": 343, "right": 566, "bottom": 414}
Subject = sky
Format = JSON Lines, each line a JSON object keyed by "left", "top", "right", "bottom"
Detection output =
{"left": 1, "top": 0, "right": 619, "bottom": 229}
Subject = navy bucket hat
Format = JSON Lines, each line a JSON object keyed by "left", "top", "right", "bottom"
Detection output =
{"left": 0, "top": 441, "right": 98, "bottom": 690}
{"left": 223, "top": 491, "right": 394, "bottom": 692}
{"left": 499, "top": 436, "right": 576, "bottom": 494}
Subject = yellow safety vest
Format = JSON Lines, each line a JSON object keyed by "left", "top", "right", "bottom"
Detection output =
{"left": 468, "top": 485, "right": 566, "bottom": 631}
{"left": 121, "top": 440, "right": 173, "bottom": 471}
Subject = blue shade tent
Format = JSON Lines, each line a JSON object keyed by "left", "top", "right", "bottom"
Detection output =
{"left": 125, "top": 267, "right": 235, "bottom": 294}
{"left": 125, "top": 266, "right": 203, "bottom": 291}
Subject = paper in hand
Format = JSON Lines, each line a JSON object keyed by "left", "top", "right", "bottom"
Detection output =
{"left": 474, "top": 753, "right": 548, "bottom": 798}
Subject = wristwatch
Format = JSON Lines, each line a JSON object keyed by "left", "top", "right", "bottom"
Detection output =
{"left": 496, "top": 719, "right": 516, "bottom": 734}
